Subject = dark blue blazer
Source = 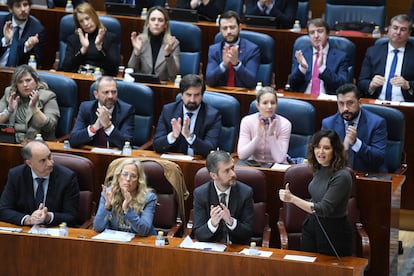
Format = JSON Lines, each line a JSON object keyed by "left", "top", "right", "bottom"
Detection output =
{"left": 69, "top": 99, "right": 135, "bottom": 149}
{"left": 322, "top": 109, "right": 387, "bottom": 173}
{"left": 193, "top": 180, "right": 254, "bottom": 245}
{"left": 176, "top": 0, "right": 226, "bottom": 21}
{"left": 206, "top": 38, "right": 260, "bottom": 89}
{"left": 289, "top": 46, "right": 349, "bottom": 94}
{"left": 153, "top": 101, "right": 222, "bottom": 158}
{"left": 245, "top": 0, "right": 298, "bottom": 29}
{"left": 0, "top": 164, "right": 79, "bottom": 226}
{"left": 0, "top": 14, "right": 45, "bottom": 66}
{"left": 358, "top": 40, "right": 414, "bottom": 101}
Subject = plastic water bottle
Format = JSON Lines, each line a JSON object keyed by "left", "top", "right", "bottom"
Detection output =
{"left": 28, "top": 55, "right": 37, "bottom": 70}
{"left": 372, "top": 26, "right": 381, "bottom": 38}
{"left": 65, "top": 0, "right": 73, "bottom": 12}
{"left": 63, "top": 140, "right": 71, "bottom": 150}
{"left": 249, "top": 241, "right": 259, "bottom": 256}
{"left": 93, "top": 67, "right": 102, "bottom": 80}
{"left": 292, "top": 20, "right": 301, "bottom": 32}
{"left": 122, "top": 141, "right": 132, "bottom": 156}
{"left": 34, "top": 133, "right": 43, "bottom": 141}
{"left": 155, "top": 231, "right": 165, "bottom": 246}
{"left": 255, "top": 82, "right": 263, "bottom": 94}
{"left": 141, "top": 8, "right": 148, "bottom": 20}
{"left": 174, "top": 74, "right": 182, "bottom": 87}
{"left": 216, "top": 14, "right": 221, "bottom": 26}
{"left": 59, "top": 222, "right": 68, "bottom": 237}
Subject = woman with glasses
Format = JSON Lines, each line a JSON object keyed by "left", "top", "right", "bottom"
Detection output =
{"left": 127, "top": 6, "right": 180, "bottom": 81}
{"left": 94, "top": 158, "right": 157, "bottom": 236}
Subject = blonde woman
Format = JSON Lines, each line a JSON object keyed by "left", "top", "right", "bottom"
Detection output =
{"left": 127, "top": 6, "right": 180, "bottom": 81}
{"left": 94, "top": 158, "right": 157, "bottom": 236}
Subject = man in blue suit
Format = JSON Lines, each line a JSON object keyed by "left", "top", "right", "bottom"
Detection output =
{"left": 358, "top": 14, "right": 414, "bottom": 102}
{"left": 193, "top": 150, "right": 254, "bottom": 245}
{"left": 322, "top": 84, "right": 387, "bottom": 173}
{"left": 69, "top": 76, "right": 135, "bottom": 149}
{"left": 289, "top": 18, "right": 349, "bottom": 95}
{"left": 245, "top": 0, "right": 298, "bottom": 29}
{"left": 153, "top": 74, "right": 222, "bottom": 158}
{"left": 0, "top": 0, "right": 45, "bottom": 67}
{"left": 206, "top": 10, "right": 260, "bottom": 89}
{"left": 176, "top": 0, "right": 225, "bottom": 22}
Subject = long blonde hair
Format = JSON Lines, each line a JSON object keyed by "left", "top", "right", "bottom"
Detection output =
{"left": 110, "top": 158, "right": 152, "bottom": 219}
{"left": 141, "top": 6, "right": 172, "bottom": 44}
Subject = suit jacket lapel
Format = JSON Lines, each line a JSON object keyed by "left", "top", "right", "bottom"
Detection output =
{"left": 334, "top": 114, "right": 346, "bottom": 139}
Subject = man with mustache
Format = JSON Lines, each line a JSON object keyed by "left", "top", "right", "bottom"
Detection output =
{"left": 206, "top": 10, "right": 260, "bottom": 89}
{"left": 193, "top": 150, "right": 254, "bottom": 245}
{"left": 0, "top": 141, "right": 80, "bottom": 226}
{"left": 153, "top": 74, "right": 222, "bottom": 157}
{"left": 289, "top": 18, "right": 349, "bottom": 95}
{"left": 322, "top": 83, "right": 387, "bottom": 173}
{"left": 69, "top": 76, "right": 134, "bottom": 149}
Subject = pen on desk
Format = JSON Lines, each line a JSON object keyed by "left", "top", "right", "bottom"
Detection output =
{"left": 203, "top": 248, "right": 212, "bottom": 250}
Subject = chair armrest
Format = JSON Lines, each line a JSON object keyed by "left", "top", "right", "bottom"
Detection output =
{"left": 183, "top": 209, "right": 194, "bottom": 238}
{"left": 395, "top": 152, "right": 408, "bottom": 174}
{"left": 355, "top": 222, "right": 371, "bottom": 264}
{"left": 166, "top": 220, "right": 183, "bottom": 238}
{"left": 138, "top": 126, "right": 155, "bottom": 150}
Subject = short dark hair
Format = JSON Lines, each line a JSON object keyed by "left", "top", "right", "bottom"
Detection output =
{"left": 179, "top": 74, "right": 205, "bottom": 95}
{"left": 95, "top": 76, "right": 117, "bottom": 91}
{"left": 7, "top": 0, "right": 31, "bottom": 9}
{"left": 206, "top": 150, "right": 232, "bottom": 174}
{"left": 307, "top": 18, "right": 330, "bottom": 33}
{"left": 219, "top": 10, "right": 240, "bottom": 25}
{"left": 336, "top": 83, "right": 361, "bottom": 100}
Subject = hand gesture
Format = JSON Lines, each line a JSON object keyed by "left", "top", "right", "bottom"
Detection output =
{"left": 267, "top": 116, "right": 277, "bottom": 134}
{"left": 95, "top": 105, "right": 112, "bottom": 129}
{"left": 223, "top": 45, "right": 239, "bottom": 67}
{"left": 369, "top": 75, "right": 385, "bottom": 91}
{"left": 295, "top": 50, "right": 308, "bottom": 70}
{"left": 209, "top": 204, "right": 224, "bottom": 227}
{"left": 3, "top": 21, "right": 13, "bottom": 44}
{"left": 257, "top": 117, "right": 266, "bottom": 138}
{"left": 343, "top": 125, "right": 357, "bottom": 150}
{"left": 164, "top": 35, "right": 176, "bottom": 56}
{"left": 95, "top": 28, "right": 105, "bottom": 49}
{"left": 279, "top": 183, "right": 293, "bottom": 202}
{"left": 24, "top": 34, "right": 39, "bottom": 50}
{"left": 7, "top": 91, "right": 20, "bottom": 113}
{"left": 28, "top": 89, "right": 40, "bottom": 110}
{"left": 121, "top": 187, "right": 132, "bottom": 212}
{"left": 102, "top": 184, "right": 113, "bottom": 210}
{"left": 131, "top": 32, "right": 143, "bottom": 56}
{"left": 170, "top": 117, "right": 182, "bottom": 139}
{"left": 315, "top": 45, "right": 324, "bottom": 68}
{"left": 30, "top": 203, "right": 49, "bottom": 225}
{"left": 390, "top": 75, "right": 410, "bottom": 90}
{"left": 181, "top": 114, "right": 191, "bottom": 138}
{"left": 78, "top": 28, "right": 89, "bottom": 54}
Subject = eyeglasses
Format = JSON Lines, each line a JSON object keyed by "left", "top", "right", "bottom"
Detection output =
{"left": 120, "top": 172, "right": 138, "bottom": 180}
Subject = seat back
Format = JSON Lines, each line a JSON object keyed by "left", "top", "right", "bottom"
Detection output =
{"left": 51, "top": 152, "right": 94, "bottom": 226}
{"left": 224, "top": 0, "right": 243, "bottom": 15}
{"left": 249, "top": 97, "right": 315, "bottom": 158}
{"left": 90, "top": 80, "right": 154, "bottom": 147}
{"left": 194, "top": 166, "right": 269, "bottom": 245}
{"left": 59, "top": 14, "right": 121, "bottom": 69}
{"left": 214, "top": 30, "right": 275, "bottom": 86}
{"left": 362, "top": 104, "right": 405, "bottom": 173}
{"left": 292, "top": 35, "right": 356, "bottom": 83}
{"left": 325, "top": 1, "right": 386, "bottom": 29}
{"left": 170, "top": 20, "right": 201, "bottom": 76}
{"left": 296, "top": 1, "right": 309, "bottom": 28}
{"left": 38, "top": 72, "right": 78, "bottom": 139}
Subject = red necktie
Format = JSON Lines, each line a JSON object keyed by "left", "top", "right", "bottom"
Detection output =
{"left": 96, "top": 128, "right": 107, "bottom": 148}
{"left": 311, "top": 51, "right": 320, "bottom": 95}
{"left": 227, "top": 62, "right": 235, "bottom": 87}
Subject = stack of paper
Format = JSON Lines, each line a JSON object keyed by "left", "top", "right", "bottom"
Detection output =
{"left": 92, "top": 229, "right": 135, "bottom": 242}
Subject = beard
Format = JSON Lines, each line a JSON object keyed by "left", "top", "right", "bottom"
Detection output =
{"left": 341, "top": 110, "right": 358, "bottom": 121}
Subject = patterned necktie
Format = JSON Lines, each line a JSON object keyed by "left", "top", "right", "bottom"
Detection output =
{"left": 311, "top": 51, "right": 320, "bottom": 95}
{"left": 7, "top": 26, "right": 20, "bottom": 67}
{"left": 219, "top": 193, "right": 227, "bottom": 207}
{"left": 34, "top": 178, "right": 45, "bottom": 208}
{"left": 219, "top": 192, "right": 228, "bottom": 243}
{"left": 385, "top": 49, "right": 399, "bottom": 101}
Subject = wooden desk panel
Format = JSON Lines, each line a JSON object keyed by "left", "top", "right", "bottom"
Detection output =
{"left": 0, "top": 142, "right": 403, "bottom": 276}
{"left": 0, "top": 223, "right": 367, "bottom": 276}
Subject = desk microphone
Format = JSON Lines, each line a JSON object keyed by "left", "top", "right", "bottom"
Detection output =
{"left": 313, "top": 211, "right": 344, "bottom": 266}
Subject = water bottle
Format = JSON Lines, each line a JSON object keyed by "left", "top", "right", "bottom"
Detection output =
{"left": 63, "top": 140, "right": 71, "bottom": 150}
{"left": 34, "top": 133, "right": 44, "bottom": 141}
{"left": 292, "top": 20, "right": 301, "bottom": 32}
{"left": 59, "top": 222, "right": 68, "bottom": 237}
{"left": 174, "top": 74, "right": 182, "bottom": 87}
{"left": 28, "top": 55, "right": 37, "bottom": 70}
{"left": 255, "top": 82, "right": 263, "bottom": 94}
{"left": 249, "top": 241, "right": 259, "bottom": 256}
{"left": 65, "top": 0, "right": 73, "bottom": 12}
{"left": 372, "top": 26, "right": 381, "bottom": 38}
{"left": 141, "top": 8, "right": 148, "bottom": 20}
{"left": 122, "top": 141, "right": 132, "bottom": 156}
{"left": 216, "top": 14, "right": 221, "bottom": 26}
{"left": 155, "top": 231, "right": 165, "bottom": 246}
{"left": 93, "top": 67, "right": 102, "bottom": 80}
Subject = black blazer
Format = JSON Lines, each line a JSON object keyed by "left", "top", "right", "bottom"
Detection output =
{"left": 245, "top": 0, "right": 298, "bottom": 29}
{"left": 0, "top": 164, "right": 80, "bottom": 226}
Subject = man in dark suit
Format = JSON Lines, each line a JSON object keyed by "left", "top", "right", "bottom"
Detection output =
{"left": 0, "top": 0, "right": 45, "bottom": 67}
{"left": 0, "top": 141, "right": 80, "bottom": 226}
{"left": 176, "top": 0, "right": 226, "bottom": 22}
{"left": 153, "top": 74, "right": 222, "bottom": 158}
{"left": 289, "top": 18, "right": 349, "bottom": 95}
{"left": 193, "top": 150, "right": 254, "bottom": 245}
{"left": 358, "top": 14, "right": 414, "bottom": 102}
{"left": 69, "top": 76, "right": 135, "bottom": 149}
{"left": 322, "top": 84, "right": 387, "bottom": 173}
{"left": 206, "top": 10, "right": 260, "bottom": 89}
{"left": 245, "top": 0, "right": 298, "bottom": 29}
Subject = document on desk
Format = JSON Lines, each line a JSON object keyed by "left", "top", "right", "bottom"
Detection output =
{"left": 91, "top": 147, "right": 122, "bottom": 155}
{"left": 179, "top": 236, "right": 227, "bottom": 252}
{"left": 239, "top": 248, "right": 273, "bottom": 257}
{"left": 160, "top": 153, "right": 194, "bottom": 161}
{"left": 28, "top": 225, "right": 60, "bottom": 236}
{"left": 92, "top": 229, "right": 135, "bottom": 242}
{"left": 271, "top": 163, "right": 291, "bottom": 171}
{"left": 284, "top": 254, "right": 317, "bottom": 262}
{"left": 0, "top": 226, "right": 22, "bottom": 233}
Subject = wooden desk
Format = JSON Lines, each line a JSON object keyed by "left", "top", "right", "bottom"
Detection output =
{"left": 0, "top": 222, "right": 367, "bottom": 275}
{"left": 0, "top": 142, "right": 402, "bottom": 276}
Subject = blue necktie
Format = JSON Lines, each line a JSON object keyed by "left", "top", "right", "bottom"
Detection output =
{"left": 7, "top": 26, "right": 20, "bottom": 67}
{"left": 385, "top": 49, "right": 399, "bottom": 101}
{"left": 34, "top": 178, "right": 45, "bottom": 208}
